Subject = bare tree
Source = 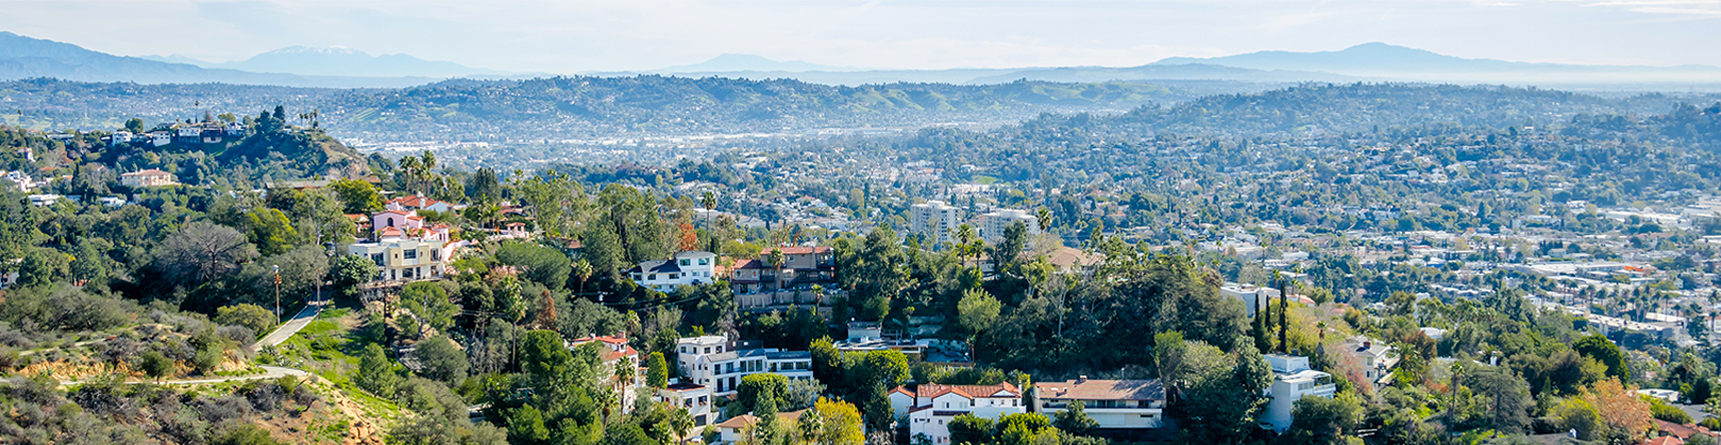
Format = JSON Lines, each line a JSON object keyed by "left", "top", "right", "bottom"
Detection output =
{"left": 156, "top": 221, "right": 256, "bottom": 287}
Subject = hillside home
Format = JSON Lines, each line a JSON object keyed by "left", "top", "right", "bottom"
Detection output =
{"left": 675, "top": 335, "right": 813, "bottom": 396}
{"left": 1262, "top": 354, "right": 1336, "bottom": 432}
{"left": 730, "top": 246, "right": 835, "bottom": 295}
{"left": 120, "top": 169, "right": 177, "bottom": 188}
{"left": 569, "top": 334, "right": 644, "bottom": 413}
{"left": 1339, "top": 336, "right": 1398, "bottom": 386}
{"left": 386, "top": 195, "right": 457, "bottom": 213}
{"left": 658, "top": 382, "right": 716, "bottom": 436}
{"left": 890, "top": 383, "right": 1025, "bottom": 444}
{"left": 629, "top": 251, "right": 718, "bottom": 292}
{"left": 1031, "top": 378, "right": 1167, "bottom": 430}
{"left": 347, "top": 237, "right": 446, "bottom": 283}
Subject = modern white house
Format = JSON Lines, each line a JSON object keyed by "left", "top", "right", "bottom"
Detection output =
{"left": 1220, "top": 283, "right": 1280, "bottom": 318}
{"left": 629, "top": 251, "right": 718, "bottom": 292}
{"left": 980, "top": 209, "right": 1040, "bottom": 244}
{"left": 658, "top": 382, "right": 716, "bottom": 436}
{"left": 1031, "top": 378, "right": 1167, "bottom": 430}
{"left": 891, "top": 382, "right": 1025, "bottom": 445}
{"left": 910, "top": 200, "right": 962, "bottom": 246}
{"left": 1262, "top": 354, "right": 1337, "bottom": 432}
{"left": 674, "top": 335, "right": 814, "bottom": 396}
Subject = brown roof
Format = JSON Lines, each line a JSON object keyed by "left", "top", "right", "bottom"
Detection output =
{"left": 1655, "top": 419, "right": 1719, "bottom": 440}
{"left": 715, "top": 409, "right": 805, "bottom": 429}
{"left": 764, "top": 246, "right": 832, "bottom": 255}
{"left": 1033, "top": 379, "right": 1165, "bottom": 401}
{"left": 1645, "top": 437, "right": 1683, "bottom": 445}
{"left": 121, "top": 169, "right": 171, "bottom": 177}
{"left": 1047, "top": 246, "right": 1101, "bottom": 268}
{"left": 733, "top": 258, "right": 765, "bottom": 270}
{"left": 569, "top": 335, "right": 638, "bottom": 363}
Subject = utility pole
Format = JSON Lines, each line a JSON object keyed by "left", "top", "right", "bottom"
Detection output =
{"left": 273, "top": 265, "right": 282, "bottom": 321}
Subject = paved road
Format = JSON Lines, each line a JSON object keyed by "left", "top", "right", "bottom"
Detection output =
{"left": 253, "top": 301, "right": 325, "bottom": 351}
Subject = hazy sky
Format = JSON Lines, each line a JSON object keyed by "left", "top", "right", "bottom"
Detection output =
{"left": 3, "top": 0, "right": 1718, "bottom": 72}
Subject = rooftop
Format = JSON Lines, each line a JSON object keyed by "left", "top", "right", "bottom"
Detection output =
{"left": 1033, "top": 379, "right": 1164, "bottom": 401}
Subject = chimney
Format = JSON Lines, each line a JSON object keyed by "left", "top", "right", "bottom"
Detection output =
{"left": 1076, "top": 375, "right": 1088, "bottom": 384}
{"left": 1362, "top": 340, "right": 1371, "bottom": 350}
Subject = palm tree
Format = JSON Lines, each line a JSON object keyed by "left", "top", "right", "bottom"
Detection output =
{"left": 1036, "top": 208, "right": 1052, "bottom": 232}
{"left": 767, "top": 247, "right": 786, "bottom": 292}
{"left": 955, "top": 224, "right": 976, "bottom": 265}
{"left": 701, "top": 191, "right": 716, "bottom": 226}
{"left": 669, "top": 408, "right": 695, "bottom": 444}
{"left": 572, "top": 259, "right": 594, "bottom": 296}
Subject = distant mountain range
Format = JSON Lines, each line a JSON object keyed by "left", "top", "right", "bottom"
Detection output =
{"left": 0, "top": 32, "right": 440, "bottom": 88}
{"left": 145, "top": 46, "right": 505, "bottom": 78}
{"left": 652, "top": 54, "right": 859, "bottom": 73}
{"left": 1153, "top": 42, "right": 1721, "bottom": 85}
{"left": 1, "top": 31, "right": 1718, "bottom": 90}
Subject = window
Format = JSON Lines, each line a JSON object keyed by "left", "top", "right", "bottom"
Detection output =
{"left": 648, "top": 274, "right": 657, "bottom": 280}
{"left": 698, "top": 258, "right": 709, "bottom": 265}
{"left": 370, "top": 253, "right": 384, "bottom": 265}
{"left": 705, "top": 347, "right": 711, "bottom": 354}
{"left": 680, "top": 259, "right": 691, "bottom": 266}
{"left": 404, "top": 249, "right": 418, "bottom": 259}
{"left": 670, "top": 273, "right": 679, "bottom": 279}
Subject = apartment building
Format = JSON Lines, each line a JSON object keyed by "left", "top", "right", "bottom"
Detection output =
{"left": 910, "top": 200, "right": 962, "bottom": 246}
{"left": 980, "top": 209, "right": 1040, "bottom": 244}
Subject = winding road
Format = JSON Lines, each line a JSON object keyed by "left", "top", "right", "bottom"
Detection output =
{"left": 5, "top": 302, "right": 325, "bottom": 387}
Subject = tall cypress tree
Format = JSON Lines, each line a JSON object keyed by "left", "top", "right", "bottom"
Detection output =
{"left": 1252, "top": 292, "right": 1272, "bottom": 353}
{"left": 1277, "top": 271, "right": 1289, "bottom": 354}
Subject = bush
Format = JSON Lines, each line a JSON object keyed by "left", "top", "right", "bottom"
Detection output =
{"left": 215, "top": 304, "right": 277, "bottom": 339}
{"left": 1650, "top": 400, "right": 1692, "bottom": 424}
{"left": 195, "top": 396, "right": 253, "bottom": 423}
{"left": 211, "top": 422, "right": 282, "bottom": 445}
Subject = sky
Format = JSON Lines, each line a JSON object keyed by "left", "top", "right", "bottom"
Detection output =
{"left": 1, "top": 0, "right": 1718, "bottom": 73}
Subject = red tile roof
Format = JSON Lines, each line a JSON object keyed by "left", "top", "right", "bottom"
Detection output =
{"left": 893, "top": 382, "right": 1022, "bottom": 401}
{"left": 570, "top": 335, "right": 639, "bottom": 363}
{"left": 1644, "top": 436, "right": 1683, "bottom": 445}
{"left": 388, "top": 195, "right": 446, "bottom": 208}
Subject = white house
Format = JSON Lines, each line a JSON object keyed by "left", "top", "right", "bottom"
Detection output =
{"left": 891, "top": 382, "right": 1025, "bottom": 445}
{"left": 658, "top": 382, "right": 717, "bottom": 436}
{"left": 675, "top": 335, "right": 814, "bottom": 396}
{"left": 629, "top": 251, "right": 718, "bottom": 292}
{"left": 1031, "top": 378, "right": 1166, "bottom": 430}
{"left": 150, "top": 131, "right": 173, "bottom": 147}
{"left": 1340, "top": 336, "right": 1398, "bottom": 386}
{"left": 1262, "top": 354, "right": 1336, "bottom": 432}
{"left": 1220, "top": 283, "right": 1279, "bottom": 318}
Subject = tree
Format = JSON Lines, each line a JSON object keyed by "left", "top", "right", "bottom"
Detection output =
{"left": 646, "top": 351, "right": 669, "bottom": 388}
{"left": 738, "top": 373, "right": 790, "bottom": 414}
{"left": 330, "top": 178, "right": 384, "bottom": 214}
{"left": 803, "top": 397, "right": 865, "bottom": 445}
{"left": 1466, "top": 366, "right": 1533, "bottom": 434}
{"left": 956, "top": 288, "right": 1001, "bottom": 335}
{"left": 496, "top": 241, "right": 571, "bottom": 290}
{"left": 215, "top": 304, "right": 276, "bottom": 339}
{"left": 140, "top": 350, "right": 173, "bottom": 382}
{"left": 246, "top": 208, "right": 300, "bottom": 256}
{"left": 1053, "top": 400, "right": 1099, "bottom": 436}
{"left": 1158, "top": 334, "right": 1269, "bottom": 443}
{"left": 992, "top": 413, "right": 1058, "bottom": 445}
{"left": 124, "top": 118, "right": 145, "bottom": 134}
{"left": 401, "top": 281, "right": 459, "bottom": 338}
{"left": 948, "top": 414, "right": 994, "bottom": 445}
{"left": 1287, "top": 393, "right": 1362, "bottom": 445}
{"left": 155, "top": 221, "right": 257, "bottom": 288}
{"left": 357, "top": 343, "right": 401, "bottom": 398}
{"left": 465, "top": 168, "right": 503, "bottom": 203}
{"left": 520, "top": 330, "right": 572, "bottom": 384}
{"left": 415, "top": 335, "right": 469, "bottom": 385}
{"left": 1573, "top": 334, "right": 1630, "bottom": 381}
{"left": 329, "top": 254, "right": 379, "bottom": 300}
{"left": 1582, "top": 378, "right": 1653, "bottom": 443}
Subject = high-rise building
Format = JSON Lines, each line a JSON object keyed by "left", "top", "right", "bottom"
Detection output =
{"left": 981, "top": 208, "right": 1041, "bottom": 244}
{"left": 910, "top": 200, "right": 961, "bottom": 246}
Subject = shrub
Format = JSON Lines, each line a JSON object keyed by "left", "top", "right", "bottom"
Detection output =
{"left": 215, "top": 304, "right": 277, "bottom": 338}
